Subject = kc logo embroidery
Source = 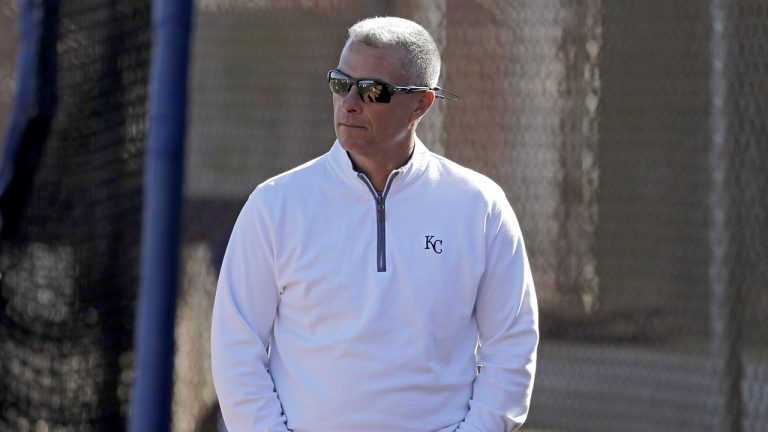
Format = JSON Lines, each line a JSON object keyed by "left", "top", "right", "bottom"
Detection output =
{"left": 424, "top": 235, "right": 443, "bottom": 254}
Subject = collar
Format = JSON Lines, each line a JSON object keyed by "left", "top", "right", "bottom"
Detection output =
{"left": 327, "top": 137, "right": 431, "bottom": 192}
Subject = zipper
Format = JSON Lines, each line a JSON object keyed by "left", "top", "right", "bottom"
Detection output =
{"left": 357, "top": 171, "right": 400, "bottom": 272}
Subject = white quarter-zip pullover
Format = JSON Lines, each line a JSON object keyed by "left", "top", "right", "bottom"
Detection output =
{"left": 212, "top": 139, "right": 538, "bottom": 432}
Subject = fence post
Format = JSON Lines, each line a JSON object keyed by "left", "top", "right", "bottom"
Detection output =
{"left": 129, "top": 0, "right": 192, "bottom": 431}
{"left": 708, "top": 0, "right": 741, "bottom": 430}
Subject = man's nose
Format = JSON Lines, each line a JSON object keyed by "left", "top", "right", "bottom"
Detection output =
{"left": 340, "top": 85, "right": 363, "bottom": 112}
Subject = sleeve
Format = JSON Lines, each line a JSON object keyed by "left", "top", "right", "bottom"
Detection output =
{"left": 456, "top": 195, "right": 539, "bottom": 432}
{"left": 210, "top": 191, "right": 290, "bottom": 432}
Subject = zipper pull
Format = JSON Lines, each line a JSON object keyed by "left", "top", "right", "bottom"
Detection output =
{"left": 377, "top": 196, "right": 385, "bottom": 222}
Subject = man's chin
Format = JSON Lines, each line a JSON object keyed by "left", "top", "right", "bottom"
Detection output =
{"left": 338, "top": 139, "right": 368, "bottom": 154}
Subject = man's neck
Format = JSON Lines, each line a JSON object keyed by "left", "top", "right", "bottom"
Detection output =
{"left": 348, "top": 144, "right": 415, "bottom": 193}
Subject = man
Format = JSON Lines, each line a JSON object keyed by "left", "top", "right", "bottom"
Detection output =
{"left": 211, "top": 16, "right": 538, "bottom": 432}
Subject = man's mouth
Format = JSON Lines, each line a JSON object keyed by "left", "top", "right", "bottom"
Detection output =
{"left": 339, "top": 123, "right": 365, "bottom": 129}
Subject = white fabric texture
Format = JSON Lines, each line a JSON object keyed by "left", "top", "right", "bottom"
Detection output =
{"left": 211, "top": 138, "right": 539, "bottom": 432}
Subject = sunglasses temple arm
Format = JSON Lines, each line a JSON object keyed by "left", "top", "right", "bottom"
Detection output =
{"left": 433, "top": 87, "right": 459, "bottom": 101}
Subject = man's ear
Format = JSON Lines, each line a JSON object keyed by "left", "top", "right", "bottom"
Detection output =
{"left": 409, "top": 91, "right": 436, "bottom": 123}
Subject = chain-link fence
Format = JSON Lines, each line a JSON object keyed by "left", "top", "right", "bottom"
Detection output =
{"left": 0, "top": 0, "right": 766, "bottom": 431}
{"left": 180, "top": 1, "right": 768, "bottom": 431}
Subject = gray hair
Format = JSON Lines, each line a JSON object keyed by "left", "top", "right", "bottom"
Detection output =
{"left": 347, "top": 17, "right": 441, "bottom": 87}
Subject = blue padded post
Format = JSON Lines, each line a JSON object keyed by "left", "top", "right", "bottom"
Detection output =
{"left": 130, "top": 0, "right": 192, "bottom": 430}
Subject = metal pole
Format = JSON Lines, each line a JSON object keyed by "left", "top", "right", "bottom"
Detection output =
{"left": 708, "top": 0, "right": 741, "bottom": 430}
{"left": 129, "top": 0, "right": 192, "bottom": 430}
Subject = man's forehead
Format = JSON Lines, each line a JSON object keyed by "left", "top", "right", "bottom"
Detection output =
{"left": 337, "top": 41, "right": 409, "bottom": 83}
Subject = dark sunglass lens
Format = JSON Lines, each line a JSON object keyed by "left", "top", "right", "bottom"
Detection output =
{"left": 358, "top": 81, "right": 390, "bottom": 103}
{"left": 328, "top": 71, "right": 352, "bottom": 94}
{"left": 329, "top": 77, "right": 351, "bottom": 95}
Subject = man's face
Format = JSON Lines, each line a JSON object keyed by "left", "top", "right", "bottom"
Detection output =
{"left": 333, "top": 41, "right": 421, "bottom": 161}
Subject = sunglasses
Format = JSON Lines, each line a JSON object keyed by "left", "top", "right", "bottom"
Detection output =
{"left": 327, "top": 69, "right": 458, "bottom": 104}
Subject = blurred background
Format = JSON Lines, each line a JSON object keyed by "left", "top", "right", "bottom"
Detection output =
{"left": 0, "top": 0, "right": 766, "bottom": 431}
